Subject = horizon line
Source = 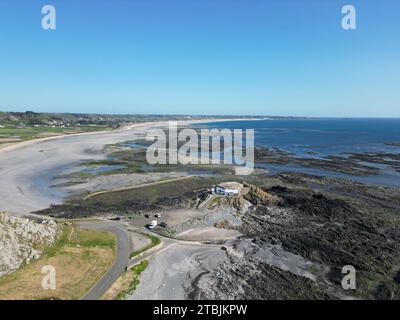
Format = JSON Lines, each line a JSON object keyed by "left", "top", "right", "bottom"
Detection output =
{"left": 1, "top": 110, "right": 400, "bottom": 120}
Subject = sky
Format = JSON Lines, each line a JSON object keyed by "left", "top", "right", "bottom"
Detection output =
{"left": 0, "top": 0, "right": 399, "bottom": 117}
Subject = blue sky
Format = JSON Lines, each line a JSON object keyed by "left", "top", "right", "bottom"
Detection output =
{"left": 0, "top": 0, "right": 399, "bottom": 116}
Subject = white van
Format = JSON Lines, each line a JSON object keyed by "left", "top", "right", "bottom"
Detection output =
{"left": 148, "top": 220, "right": 158, "bottom": 229}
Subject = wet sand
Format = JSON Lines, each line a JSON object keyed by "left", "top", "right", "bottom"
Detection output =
{"left": 0, "top": 119, "right": 241, "bottom": 216}
{"left": 128, "top": 243, "right": 227, "bottom": 300}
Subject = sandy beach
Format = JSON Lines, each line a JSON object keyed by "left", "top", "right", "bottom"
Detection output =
{"left": 0, "top": 118, "right": 251, "bottom": 216}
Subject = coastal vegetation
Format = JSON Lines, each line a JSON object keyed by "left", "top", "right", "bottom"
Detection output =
{"left": 0, "top": 125, "right": 111, "bottom": 143}
{"left": 102, "top": 260, "right": 149, "bottom": 300}
{"left": 36, "top": 176, "right": 236, "bottom": 218}
{"left": 0, "top": 111, "right": 122, "bottom": 143}
{"left": 130, "top": 234, "right": 161, "bottom": 258}
{"left": 0, "top": 111, "right": 209, "bottom": 144}
{"left": 0, "top": 111, "right": 266, "bottom": 143}
{"left": 0, "top": 223, "right": 116, "bottom": 300}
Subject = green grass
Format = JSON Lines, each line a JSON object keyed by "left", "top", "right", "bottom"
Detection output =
{"left": 116, "top": 260, "right": 149, "bottom": 299}
{"left": 130, "top": 233, "right": 161, "bottom": 258}
{"left": 94, "top": 176, "right": 220, "bottom": 205}
{"left": 81, "top": 160, "right": 127, "bottom": 167}
{"left": 0, "top": 126, "right": 110, "bottom": 141}
{"left": 45, "top": 225, "right": 116, "bottom": 257}
{"left": 78, "top": 172, "right": 96, "bottom": 178}
{"left": 45, "top": 226, "right": 70, "bottom": 257}
{"left": 0, "top": 222, "right": 116, "bottom": 300}
{"left": 78, "top": 160, "right": 145, "bottom": 176}
{"left": 73, "top": 228, "right": 116, "bottom": 249}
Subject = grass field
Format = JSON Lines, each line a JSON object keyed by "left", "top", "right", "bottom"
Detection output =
{"left": 0, "top": 224, "right": 116, "bottom": 300}
{"left": 0, "top": 126, "right": 110, "bottom": 143}
{"left": 102, "top": 260, "right": 149, "bottom": 300}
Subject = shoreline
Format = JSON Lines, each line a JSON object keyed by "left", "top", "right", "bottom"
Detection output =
{"left": 1, "top": 116, "right": 400, "bottom": 300}
{"left": 2, "top": 116, "right": 399, "bottom": 217}
{"left": 0, "top": 117, "right": 257, "bottom": 217}
{"left": 0, "top": 117, "right": 260, "bottom": 154}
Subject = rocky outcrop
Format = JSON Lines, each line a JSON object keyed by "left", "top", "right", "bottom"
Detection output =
{"left": 242, "top": 184, "right": 280, "bottom": 206}
{"left": 188, "top": 174, "right": 400, "bottom": 300}
{"left": 0, "top": 212, "right": 57, "bottom": 277}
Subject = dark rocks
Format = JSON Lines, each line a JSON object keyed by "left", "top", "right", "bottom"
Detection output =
{"left": 394, "top": 270, "right": 400, "bottom": 284}
{"left": 222, "top": 173, "right": 400, "bottom": 299}
{"left": 374, "top": 284, "right": 394, "bottom": 300}
{"left": 255, "top": 147, "right": 383, "bottom": 176}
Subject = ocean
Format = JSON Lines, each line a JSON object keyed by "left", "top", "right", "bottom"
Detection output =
{"left": 195, "top": 118, "right": 400, "bottom": 188}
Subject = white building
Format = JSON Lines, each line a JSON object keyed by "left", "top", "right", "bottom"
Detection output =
{"left": 212, "top": 182, "right": 243, "bottom": 197}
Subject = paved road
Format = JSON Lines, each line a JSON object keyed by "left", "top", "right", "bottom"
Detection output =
{"left": 79, "top": 221, "right": 131, "bottom": 300}
{"left": 79, "top": 222, "right": 213, "bottom": 298}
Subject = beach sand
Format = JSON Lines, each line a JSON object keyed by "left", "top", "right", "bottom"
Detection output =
{"left": 0, "top": 118, "right": 250, "bottom": 216}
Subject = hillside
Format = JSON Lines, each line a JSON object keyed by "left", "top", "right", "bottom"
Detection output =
{"left": 0, "top": 212, "right": 57, "bottom": 277}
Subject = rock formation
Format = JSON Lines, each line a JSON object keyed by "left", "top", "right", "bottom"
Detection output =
{"left": 0, "top": 212, "right": 57, "bottom": 277}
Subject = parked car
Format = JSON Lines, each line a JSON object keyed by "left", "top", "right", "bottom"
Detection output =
{"left": 159, "top": 222, "right": 168, "bottom": 228}
{"left": 148, "top": 220, "right": 158, "bottom": 229}
{"left": 144, "top": 214, "right": 150, "bottom": 218}
{"left": 155, "top": 213, "right": 161, "bottom": 218}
